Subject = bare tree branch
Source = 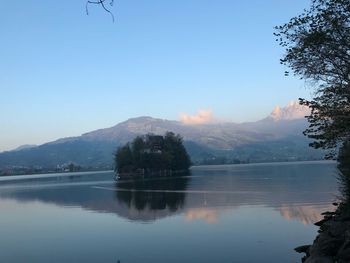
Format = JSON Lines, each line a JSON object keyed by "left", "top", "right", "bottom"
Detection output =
{"left": 86, "top": 0, "right": 115, "bottom": 22}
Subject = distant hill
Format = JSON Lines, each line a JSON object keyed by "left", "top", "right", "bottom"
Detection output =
{"left": 0, "top": 102, "right": 324, "bottom": 172}
{"left": 13, "top": 144, "right": 37, "bottom": 151}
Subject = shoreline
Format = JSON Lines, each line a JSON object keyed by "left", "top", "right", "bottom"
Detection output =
{"left": 295, "top": 202, "right": 350, "bottom": 262}
{"left": 0, "top": 170, "right": 113, "bottom": 182}
{"left": 0, "top": 160, "right": 336, "bottom": 178}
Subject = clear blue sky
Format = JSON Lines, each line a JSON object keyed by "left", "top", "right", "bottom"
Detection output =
{"left": 0, "top": 0, "right": 313, "bottom": 151}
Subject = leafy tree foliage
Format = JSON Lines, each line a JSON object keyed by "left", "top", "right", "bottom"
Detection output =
{"left": 114, "top": 132, "right": 191, "bottom": 175}
{"left": 114, "top": 143, "right": 133, "bottom": 173}
{"left": 275, "top": 0, "right": 350, "bottom": 156}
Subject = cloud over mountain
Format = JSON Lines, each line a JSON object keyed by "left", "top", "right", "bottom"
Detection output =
{"left": 179, "top": 109, "right": 215, "bottom": 125}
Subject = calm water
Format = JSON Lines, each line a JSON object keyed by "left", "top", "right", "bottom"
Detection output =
{"left": 0, "top": 161, "right": 339, "bottom": 263}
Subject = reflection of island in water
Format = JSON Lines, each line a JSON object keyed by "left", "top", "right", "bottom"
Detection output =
{"left": 114, "top": 173, "right": 191, "bottom": 221}
{"left": 0, "top": 162, "right": 339, "bottom": 224}
{"left": 116, "top": 175, "right": 189, "bottom": 210}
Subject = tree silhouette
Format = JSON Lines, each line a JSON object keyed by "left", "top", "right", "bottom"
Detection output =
{"left": 114, "top": 133, "right": 191, "bottom": 176}
{"left": 275, "top": 0, "right": 350, "bottom": 157}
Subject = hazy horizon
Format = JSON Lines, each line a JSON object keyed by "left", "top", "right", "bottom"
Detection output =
{"left": 1, "top": 100, "right": 310, "bottom": 152}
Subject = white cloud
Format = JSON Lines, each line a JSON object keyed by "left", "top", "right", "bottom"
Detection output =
{"left": 179, "top": 109, "right": 215, "bottom": 125}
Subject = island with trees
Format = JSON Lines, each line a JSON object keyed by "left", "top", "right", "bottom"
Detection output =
{"left": 114, "top": 132, "right": 191, "bottom": 178}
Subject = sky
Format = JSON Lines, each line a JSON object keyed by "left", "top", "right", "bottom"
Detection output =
{"left": 0, "top": 0, "right": 314, "bottom": 151}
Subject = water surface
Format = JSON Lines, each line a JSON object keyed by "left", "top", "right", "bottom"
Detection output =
{"left": 0, "top": 161, "right": 338, "bottom": 263}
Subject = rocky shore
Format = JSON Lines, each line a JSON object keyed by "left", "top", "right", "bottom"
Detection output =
{"left": 295, "top": 203, "right": 350, "bottom": 263}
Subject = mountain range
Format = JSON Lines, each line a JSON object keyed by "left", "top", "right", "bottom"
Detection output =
{"left": 0, "top": 102, "right": 324, "bottom": 172}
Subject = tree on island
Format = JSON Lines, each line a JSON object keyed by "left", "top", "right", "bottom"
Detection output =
{"left": 114, "top": 132, "right": 191, "bottom": 176}
{"left": 275, "top": 0, "right": 350, "bottom": 158}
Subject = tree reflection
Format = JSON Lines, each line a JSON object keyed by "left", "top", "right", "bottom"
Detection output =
{"left": 115, "top": 171, "right": 191, "bottom": 212}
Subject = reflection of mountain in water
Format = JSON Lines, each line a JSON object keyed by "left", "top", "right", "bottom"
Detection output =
{"left": 0, "top": 162, "right": 339, "bottom": 224}
{"left": 277, "top": 204, "right": 334, "bottom": 225}
{"left": 184, "top": 207, "right": 232, "bottom": 224}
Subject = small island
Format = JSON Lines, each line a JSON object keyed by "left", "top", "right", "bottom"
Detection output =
{"left": 114, "top": 132, "right": 191, "bottom": 178}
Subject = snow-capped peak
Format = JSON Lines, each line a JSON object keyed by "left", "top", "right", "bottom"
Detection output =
{"left": 269, "top": 101, "right": 310, "bottom": 121}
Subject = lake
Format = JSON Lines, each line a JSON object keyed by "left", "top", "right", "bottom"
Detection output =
{"left": 0, "top": 161, "right": 339, "bottom": 263}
